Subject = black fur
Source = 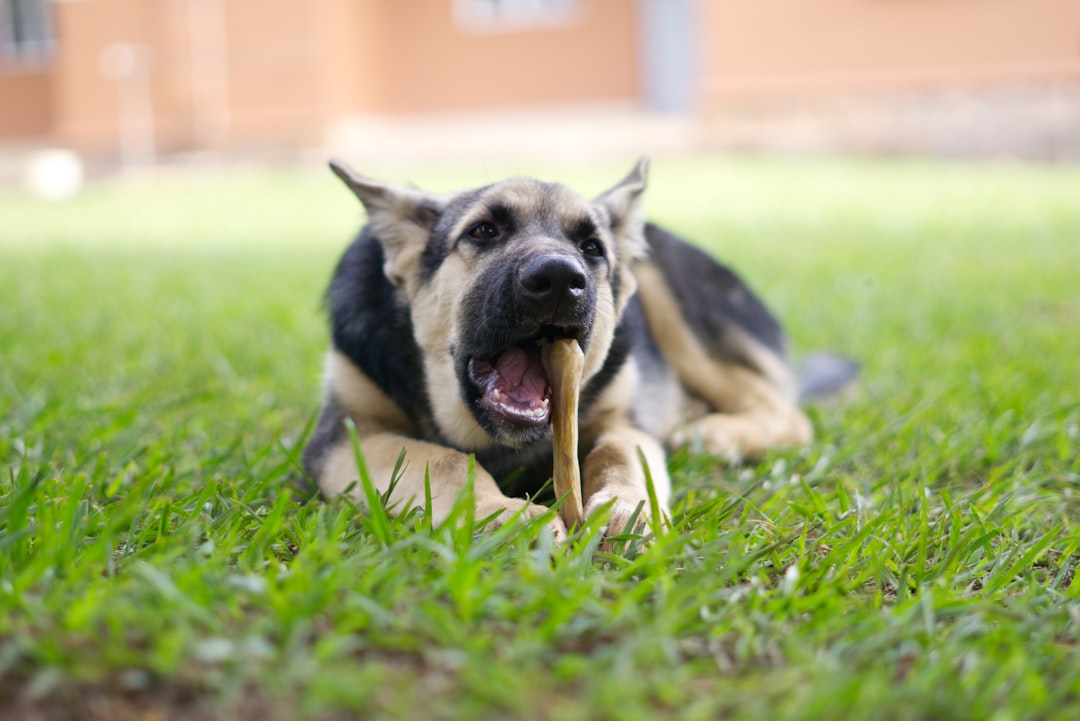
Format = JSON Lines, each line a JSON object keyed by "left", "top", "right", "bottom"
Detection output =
{"left": 455, "top": 226, "right": 601, "bottom": 448}
{"left": 302, "top": 394, "right": 347, "bottom": 478}
{"left": 419, "top": 186, "right": 491, "bottom": 281}
{"left": 325, "top": 229, "right": 436, "bottom": 436}
{"left": 304, "top": 230, "right": 652, "bottom": 500}
{"left": 305, "top": 160, "right": 830, "bottom": 514}
{"left": 564, "top": 215, "right": 602, "bottom": 248}
{"left": 307, "top": 219, "right": 792, "bottom": 497}
{"left": 307, "top": 222, "right": 632, "bottom": 500}
{"left": 644, "top": 223, "right": 787, "bottom": 362}
{"left": 476, "top": 299, "right": 641, "bottom": 498}
{"left": 481, "top": 202, "right": 519, "bottom": 238}
{"left": 417, "top": 233, "right": 450, "bottom": 285}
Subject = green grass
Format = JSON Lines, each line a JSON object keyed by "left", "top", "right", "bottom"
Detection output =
{"left": 2, "top": 155, "right": 1079, "bottom": 720}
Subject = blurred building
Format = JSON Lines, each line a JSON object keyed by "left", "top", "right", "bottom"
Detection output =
{"left": 1, "top": 0, "right": 1079, "bottom": 164}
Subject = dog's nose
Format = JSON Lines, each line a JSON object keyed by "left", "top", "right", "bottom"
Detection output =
{"left": 517, "top": 255, "right": 588, "bottom": 318}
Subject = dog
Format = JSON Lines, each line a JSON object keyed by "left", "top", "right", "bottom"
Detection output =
{"left": 303, "top": 159, "right": 848, "bottom": 542}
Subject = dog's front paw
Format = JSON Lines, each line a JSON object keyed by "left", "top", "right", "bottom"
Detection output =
{"left": 584, "top": 489, "right": 664, "bottom": 553}
{"left": 475, "top": 496, "right": 568, "bottom": 544}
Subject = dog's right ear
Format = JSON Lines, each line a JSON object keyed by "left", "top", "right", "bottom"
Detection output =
{"left": 329, "top": 159, "right": 444, "bottom": 287}
{"left": 593, "top": 157, "right": 649, "bottom": 261}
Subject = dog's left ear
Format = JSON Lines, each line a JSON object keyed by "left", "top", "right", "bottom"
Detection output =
{"left": 330, "top": 159, "right": 444, "bottom": 287}
{"left": 593, "top": 157, "right": 649, "bottom": 261}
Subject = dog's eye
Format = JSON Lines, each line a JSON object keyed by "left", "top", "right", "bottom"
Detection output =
{"left": 580, "top": 238, "right": 604, "bottom": 258}
{"left": 467, "top": 222, "right": 498, "bottom": 241}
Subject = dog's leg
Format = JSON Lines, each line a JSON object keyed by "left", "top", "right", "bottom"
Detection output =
{"left": 581, "top": 425, "right": 672, "bottom": 544}
{"left": 306, "top": 352, "right": 567, "bottom": 538}
{"left": 665, "top": 353, "right": 812, "bottom": 460}
{"left": 665, "top": 357, "right": 812, "bottom": 460}
{"left": 635, "top": 258, "right": 812, "bottom": 460}
{"left": 670, "top": 396, "right": 813, "bottom": 460}
{"left": 311, "top": 426, "right": 566, "bottom": 539}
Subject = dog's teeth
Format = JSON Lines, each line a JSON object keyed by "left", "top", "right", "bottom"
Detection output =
{"left": 485, "top": 385, "right": 551, "bottom": 422}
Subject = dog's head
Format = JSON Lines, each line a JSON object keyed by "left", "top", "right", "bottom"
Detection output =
{"left": 331, "top": 160, "right": 648, "bottom": 451}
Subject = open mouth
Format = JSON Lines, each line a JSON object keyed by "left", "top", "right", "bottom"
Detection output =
{"left": 466, "top": 326, "right": 582, "bottom": 428}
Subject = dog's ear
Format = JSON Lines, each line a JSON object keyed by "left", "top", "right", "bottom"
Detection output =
{"left": 330, "top": 159, "right": 444, "bottom": 286}
{"left": 593, "top": 157, "right": 649, "bottom": 261}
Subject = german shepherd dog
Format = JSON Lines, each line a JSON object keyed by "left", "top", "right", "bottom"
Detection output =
{"left": 303, "top": 159, "right": 840, "bottom": 542}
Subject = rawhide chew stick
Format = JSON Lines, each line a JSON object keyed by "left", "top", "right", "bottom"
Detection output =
{"left": 542, "top": 338, "right": 585, "bottom": 529}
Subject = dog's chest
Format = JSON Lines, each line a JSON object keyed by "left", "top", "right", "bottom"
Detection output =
{"left": 475, "top": 441, "right": 556, "bottom": 500}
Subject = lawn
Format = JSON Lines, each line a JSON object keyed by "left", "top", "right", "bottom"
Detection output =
{"left": 1, "top": 155, "right": 1079, "bottom": 720}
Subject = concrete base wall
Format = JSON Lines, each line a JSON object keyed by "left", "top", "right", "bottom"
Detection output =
{"left": 702, "top": 83, "right": 1080, "bottom": 162}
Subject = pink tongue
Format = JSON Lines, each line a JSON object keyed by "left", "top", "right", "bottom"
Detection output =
{"left": 494, "top": 347, "right": 547, "bottom": 404}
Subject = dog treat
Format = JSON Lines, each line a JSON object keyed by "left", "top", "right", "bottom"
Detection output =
{"left": 542, "top": 338, "right": 585, "bottom": 529}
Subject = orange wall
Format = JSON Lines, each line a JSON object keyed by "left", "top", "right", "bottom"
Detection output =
{"left": 219, "top": 0, "right": 325, "bottom": 144}
{"left": 699, "top": 0, "right": 1080, "bottom": 98}
{"left": 368, "top": 1, "right": 640, "bottom": 113}
{"left": 48, "top": 0, "right": 336, "bottom": 153}
{"left": 51, "top": 0, "right": 148, "bottom": 150}
{"left": 0, "top": 69, "right": 52, "bottom": 139}
{"left": 50, "top": 0, "right": 196, "bottom": 153}
{"left": 7, "top": 0, "right": 638, "bottom": 152}
{"left": 21, "top": 0, "right": 1078, "bottom": 155}
{"left": 311, "top": 0, "right": 389, "bottom": 117}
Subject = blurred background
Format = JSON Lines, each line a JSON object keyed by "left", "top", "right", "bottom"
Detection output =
{"left": 1, "top": 0, "right": 1079, "bottom": 195}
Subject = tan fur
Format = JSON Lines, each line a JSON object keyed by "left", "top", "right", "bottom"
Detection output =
{"left": 634, "top": 259, "right": 811, "bottom": 458}
{"left": 409, "top": 252, "right": 492, "bottom": 451}
{"left": 322, "top": 350, "right": 564, "bottom": 535}
{"left": 576, "top": 361, "right": 673, "bottom": 545}
{"left": 324, "top": 350, "right": 413, "bottom": 436}
{"left": 402, "top": 183, "right": 628, "bottom": 451}
{"left": 312, "top": 159, "right": 811, "bottom": 547}
{"left": 319, "top": 434, "right": 561, "bottom": 533}
{"left": 582, "top": 426, "right": 670, "bottom": 552}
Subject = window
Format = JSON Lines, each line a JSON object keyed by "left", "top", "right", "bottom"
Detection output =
{"left": 1, "top": 0, "right": 53, "bottom": 63}
{"left": 453, "top": 0, "right": 583, "bottom": 34}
